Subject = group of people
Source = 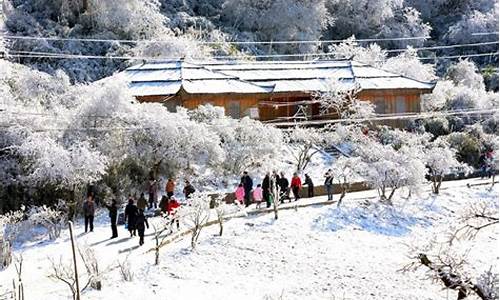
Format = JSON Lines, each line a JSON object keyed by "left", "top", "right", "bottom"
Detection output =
{"left": 234, "top": 169, "right": 340, "bottom": 207}
{"left": 82, "top": 170, "right": 337, "bottom": 246}
{"left": 82, "top": 177, "right": 193, "bottom": 246}
{"left": 233, "top": 170, "right": 336, "bottom": 208}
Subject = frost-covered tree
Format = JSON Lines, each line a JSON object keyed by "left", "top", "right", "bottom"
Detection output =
{"left": 331, "top": 156, "right": 361, "bottom": 206}
{"left": 180, "top": 192, "right": 211, "bottom": 249}
{"left": 382, "top": 48, "right": 437, "bottom": 82}
{"left": 326, "top": 0, "right": 430, "bottom": 48}
{"left": 424, "top": 139, "right": 468, "bottom": 194}
{"left": 445, "top": 2, "right": 499, "bottom": 48}
{"left": 313, "top": 80, "right": 375, "bottom": 119}
{"left": 286, "top": 127, "right": 326, "bottom": 172}
{"left": 446, "top": 60, "right": 486, "bottom": 91}
{"left": 355, "top": 135, "right": 427, "bottom": 203}
{"left": 190, "top": 105, "right": 283, "bottom": 175}
{"left": 328, "top": 37, "right": 387, "bottom": 67}
{"left": 222, "top": 0, "right": 331, "bottom": 53}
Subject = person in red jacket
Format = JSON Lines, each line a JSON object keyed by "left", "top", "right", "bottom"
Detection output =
{"left": 166, "top": 197, "right": 181, "bottom": 230}
{"left": 290, "top": 172, "right": 302, "bottom": 201}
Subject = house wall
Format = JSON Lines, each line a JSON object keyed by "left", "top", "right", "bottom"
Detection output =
{"left": 135, "top": 89, "right": 428, "bottom": 127}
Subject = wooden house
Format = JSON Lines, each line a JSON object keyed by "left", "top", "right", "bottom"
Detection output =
{"left": 119, "top": 59, "right": 435, "bottom": 126}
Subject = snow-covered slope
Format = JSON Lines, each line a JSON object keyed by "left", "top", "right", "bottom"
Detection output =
{"left": 0, "top": 179, "right": 497, "bottom": 299}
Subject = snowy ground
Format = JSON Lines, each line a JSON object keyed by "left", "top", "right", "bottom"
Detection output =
{"left": 0, "top": 178, "right": 497, "bottom": 299}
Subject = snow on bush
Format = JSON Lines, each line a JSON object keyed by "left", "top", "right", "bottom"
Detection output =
{"left": 27, "top": 203, "right": 66, "bottom": 240}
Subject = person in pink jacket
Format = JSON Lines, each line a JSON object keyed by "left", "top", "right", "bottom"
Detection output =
{"left": 235, "top": 183, "right": 245, "bottom": 205}
{"left": 253, "top": 184, "right": 263, "bottom": 208}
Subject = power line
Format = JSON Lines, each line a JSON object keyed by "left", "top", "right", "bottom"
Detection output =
{"left": 472, "top": 32, "right": 499, "bottom": 36}
{"left": 1, "top": 108, "right": 497, "bottom": 132}
{"left": 7, "top": 40, "right": 498, "bottom": 59}
{"left": 0, "top": 34, "right": 432, "bottom": 45}
{"left": 266, "top": 108, "right": 499, "bottom": 127}
{"left": 5, "top": 50, "right": 498, "bottom": 62}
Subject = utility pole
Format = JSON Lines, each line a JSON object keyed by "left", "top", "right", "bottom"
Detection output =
{"left": 68, "top": 221, "right": 80, "bottom": 300}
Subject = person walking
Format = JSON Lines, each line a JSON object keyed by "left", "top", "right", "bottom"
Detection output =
{"left": 124, "top": 198, "right": 138, "bottom": 237}
{"left": 253, "top": 184, "right": 263, "bottom": 208}
{"left": 183, "top": 180, "right": 196, "bottom": 199}
{"left": 137, "top": 192, "right": 147, "bottom": 211}
{"left": 105, "top": 199, "right": 118, "bottom": 239}
{"left": 235, "top": 183, "right": 245, "bottom": 205}
{"left": 148, "top": 177, "right": 158, "bottom": 209}
{"left": 83, "top": 195, "right": 95, "bottom": 233}
{"left": 159, "top": 195, "right": 169, "bottom": 214}
{"left": 166, "top": 178, "right": 175, "bottom": 198}
{"left": 324, "top": 169, "right": 334, "bottom": 201}
{"left": 304, "top": 173, "right": 314, "bottom": 198}
{"left": 167, "top": 197, "right": 181, "bottom": 230}
{"left": 241, "top": 171, "right": 253, "bottom": 207}
{"left": 290, "top": 173, "right": 302, "bottom": 201}
{"left": 262, "top": 172, "right": 271, "bottom": 208}
{"left": 278, "top": 172, "right": 290, "bottom": 203}
{"left": 136, "top": 209, "right": 149, "bottom": 246}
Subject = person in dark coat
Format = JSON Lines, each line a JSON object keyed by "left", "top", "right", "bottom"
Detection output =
{"left": 241, "top": 171, "right": 253, "bottom": 207}
{"left": 135, "top": 209, "right": 149, "bottom": 246}
{"left": 105, "top": 199, "right": 118, "bottom": 239}
{"left": 278, "top": 172, "right": 290, "bottom": 203}
{"left": 304, "top": 174, "right": 314, "bottom": 198}
{"left": 148, "top": 178, "right": 158, "bottom": 209}
{"left": 262, "top": 172, "right": 271, "bottom": 208}
{"left": 124, "top": 198, "right": 138, "bottom": 237}
{"left": 324, "top": 169, "right": 334, "bottom": 201}
{"left": 137, "top": 193, "right": 147, "bottom": 211}
{"left": 83, "top": 195, "right": 95, "bottom": 233}
{"left": 183, "top": 180, "right": 196, "bottom": 199}
{"left": 159, "top": 195, "right": 169, "bottom": 213}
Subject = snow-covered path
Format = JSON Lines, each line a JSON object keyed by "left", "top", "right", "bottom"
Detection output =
{"left": 0, "top": 178, "right": 497, "bottom": 299}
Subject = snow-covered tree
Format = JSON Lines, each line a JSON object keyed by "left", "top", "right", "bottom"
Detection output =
{"left": 382, "top": 48, "right": 437, "bottom": 82}
{"left": 446, "top": 60, "right": 486, "bottom": 91}
{"left": 328, "top": 37, "right": 387, "bottom": 67}
{"left": 286, "top": 127, "right": 326, "bottom": 172}
{"left": 180, "top": 192, "right": 211, "bottom": 249}
{"left": 222, "top": 0, "right": 331, "bottom": 53}
{"left": 190, "top": 105, "right": 283, "bottom": 175}
{"left": 355, "top": 137, "right": 426, "bottom": 203}
{"left": 331, "top": 156, "right": 361, "bottom": 206}
{"left": 313, "top": 80, "right": 375, "bottom": 119}
{"left": 326, "top": 0, "right": 430, "bottom": 48}
{"left": 424, "top": 139, "right": 468, "bottom": 194}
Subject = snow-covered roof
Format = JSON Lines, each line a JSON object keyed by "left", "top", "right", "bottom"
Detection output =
{"left": 121, "top": 59, "right": 435, "bottom": 97}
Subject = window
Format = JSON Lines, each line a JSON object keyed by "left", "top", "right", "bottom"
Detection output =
{"left": 228, "top": 101, "right": 240, "bottom": 119}
{"left": 373, "top": 97, "right": 385, "bottom": 114}
{"left": 395, "top": 96, "right": 406, "bottom": 113}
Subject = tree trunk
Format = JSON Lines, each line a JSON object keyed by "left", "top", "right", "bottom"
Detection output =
{"left": 218, "top": 222, "right": 223, "bottom": 237}
{"left": 337, "top": 186, "right": 346, "bottom": 207}
{"left": 387, "top": 188, "right": 397, "bottom": 203}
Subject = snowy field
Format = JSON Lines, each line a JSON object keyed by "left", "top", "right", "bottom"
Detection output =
{"left": 0, "top": 178, "right": 497, "bottom": 300}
